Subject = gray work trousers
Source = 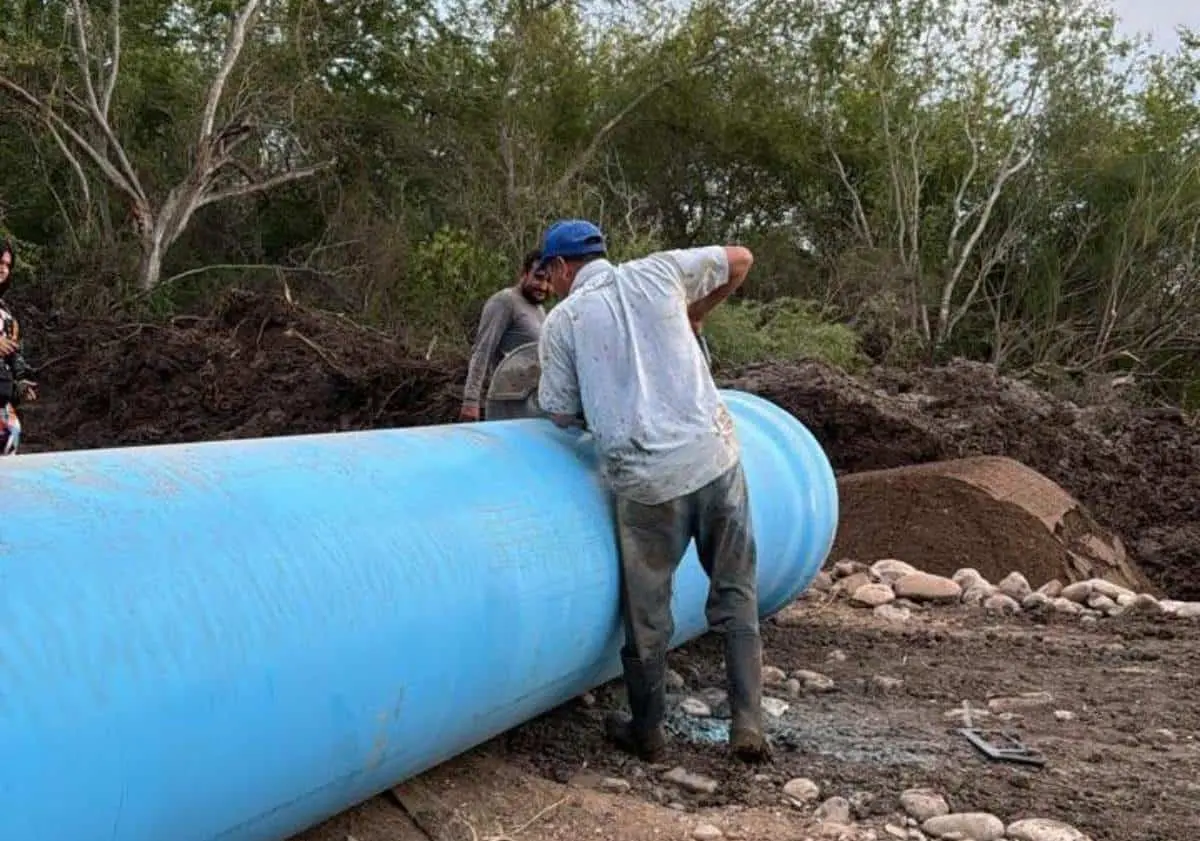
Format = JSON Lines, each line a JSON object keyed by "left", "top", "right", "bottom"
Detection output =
{"left": 614, "top": 460, "right": 759, "bottom": 665}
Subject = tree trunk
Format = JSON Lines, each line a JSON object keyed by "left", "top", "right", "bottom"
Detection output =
{"left": 138, "top": 232, "right": 165, "bottom": 291}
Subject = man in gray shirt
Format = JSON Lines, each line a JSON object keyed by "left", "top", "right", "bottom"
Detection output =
{"left": 459, "top": 250, "right": 550, "bottom": 421}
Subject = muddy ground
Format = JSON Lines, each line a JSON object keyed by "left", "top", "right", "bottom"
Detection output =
{"left": 296, "top": 595, "right": 1200, "bottom": 841}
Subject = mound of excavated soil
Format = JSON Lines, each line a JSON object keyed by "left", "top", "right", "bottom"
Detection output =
{"left": 18, "top": 290, "right": 465, "bottom": 451}
{"left": 725, "top": 360, "right": 1200, "bottom": 600}
{"left": 831, "top": 457, "right": 1151, "bottom": 591}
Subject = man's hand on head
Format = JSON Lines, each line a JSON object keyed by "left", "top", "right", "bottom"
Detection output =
{"left": 0, "top": 336, "right": 16, "bottom": 356}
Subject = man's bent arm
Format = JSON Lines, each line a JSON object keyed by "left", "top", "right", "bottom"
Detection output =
{"left": 462, "top": 294, "right": 512, "bottom": 412}
{"left": 686, "top": 245, "right": 752, "bottom": 325}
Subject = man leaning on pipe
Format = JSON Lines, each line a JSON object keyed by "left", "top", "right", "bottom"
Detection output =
{"left": 0, "top": 238, "right": 37, "bottom": 456}
{"left": 534, "top": 219, "right": 769, "bottom": 764}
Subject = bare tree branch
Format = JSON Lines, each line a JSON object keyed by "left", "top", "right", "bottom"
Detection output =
{"left": 197, "top": 161, "right": 338, "bottom": 209}
{"left": 200, "top": 0, "right": 263, "bottom": 144}
{"left": 67, "top": 0, "right": 143, "bottom": 202}
{"left": 551, "top": 44, "right": 731, "bottom": 196}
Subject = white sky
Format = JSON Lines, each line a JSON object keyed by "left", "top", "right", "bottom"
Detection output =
{"left": 1113, "top": 0, "right": 1199, "bottom": 51}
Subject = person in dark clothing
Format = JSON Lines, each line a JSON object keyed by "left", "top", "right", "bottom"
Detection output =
{"left": 459, "top": 249, "right": 550, "bottom": 421}
{"left": 0, "top": 239, "right": 38, "bottom": 455}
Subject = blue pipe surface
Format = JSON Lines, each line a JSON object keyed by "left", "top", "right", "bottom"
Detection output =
{"left": 0, "top": 389, "right": 838, "bottom": 841}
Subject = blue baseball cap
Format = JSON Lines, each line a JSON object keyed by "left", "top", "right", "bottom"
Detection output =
{"left": 538, "top": 219, "right": 607, "bottom": 263}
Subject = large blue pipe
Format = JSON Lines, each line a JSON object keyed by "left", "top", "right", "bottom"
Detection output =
{"left": 0, "top": 389, "right": 837, "bottom": 841}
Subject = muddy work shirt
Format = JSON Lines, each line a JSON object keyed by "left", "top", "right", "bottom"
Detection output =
{"left": 537, "top": 247, "right": 739, "bottom": 506}
{"left": 463, "top": 286, "right": 545, "bottom": 412}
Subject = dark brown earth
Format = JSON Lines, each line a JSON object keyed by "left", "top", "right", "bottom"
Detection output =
{"left": 502, "top": 599, "right": 1200, "bottom": 841}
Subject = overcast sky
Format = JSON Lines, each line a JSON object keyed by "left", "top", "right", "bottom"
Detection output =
{"left": 1113, "top": 1, "right": 1198, "bottom": 52}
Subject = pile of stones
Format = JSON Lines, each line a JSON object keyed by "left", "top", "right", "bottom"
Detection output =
{"left": 811, "top": 559, "right": 1200, "bottom": 621}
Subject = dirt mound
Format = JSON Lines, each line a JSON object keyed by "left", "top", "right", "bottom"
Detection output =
{"left": 18, "top": 290, "right": 465, "bottom": 451}
{"left": 724, "top": 359, "right": 1200, "bottom": 600}
{"left": 832, "top": 457, "right": 1151, "bottom": 591}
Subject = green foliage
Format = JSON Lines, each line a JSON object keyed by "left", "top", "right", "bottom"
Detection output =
{"left": 705, "top": 298, "right": 866, "bottom": 372}
{"left": 404, "top": 226, "right": 513, "bottom": 344}
{"left": 0, "top": 0, "right": 1198, "bottom": 404}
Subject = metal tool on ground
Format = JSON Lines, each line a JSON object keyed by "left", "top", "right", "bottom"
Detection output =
{"left": 959, "top": 728, "right": 1047, "bottom": 766}
{"left": 957, "top": 700, "right": 1046, "bottom": 766}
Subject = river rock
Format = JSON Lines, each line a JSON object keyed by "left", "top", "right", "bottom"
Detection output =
{"left": 763, "top": 665, "right": 788, "bottom": 685}
{"left": 852, "top": 583, "right": 897, "bottom": 607}
{"left": 872, "top": 675, "right": 905, "bottom": 692}
{"left": 762, "top": 697, "right": 790, "bottom": 717}
{"left": 812, "top": 571, "right": 835, "bottom": 591}
{"left": 1052, "top": 597, "right": 1084, "bottom": 615}
{"left": 894, "top": 572, "right": 962, "bottom": 603}
{"left": 988, "top": 691, "right": 1053, "bottom": 713}
{"left": 998, "top": 572, "right": 1033, "bottom": 601}
{"left": 783, "top": 777, "right": 821, "bottom": 804}
{"left": 1037, "top": 579, "right": 1064, "bottom": 598}
{"left": 1126, "top": 593, "right": 1163, "bottom": 615}
{"left": 680, "top": 698, "right": 712, "bottom": 717}
{"left": 1177, "top": 602, "right": 1200, "bottom": 619}
{"left": 984, "top": 593, "right": 1022, "bottom": 614}
{"left": 952, "top": 568, "right": 990, "bottom": 591}
{"left": 872, "top": 559, "right": 918, "bottom": 583}
{"left": 875, "top": 603, "right": 912, "bottom": 623}
{"left": 1059, "top": 581, "right": 1093, "bottom": 603}
{"left": 962, "top": 584, "right": 995, "bottom": 606}
{"left": 795, "top": 670, "right": 836, "bottom": 692}
{"left": 692, "top": 823, "right": 724, "bottom": 840}
{"left": 1090, "top": 578, "right": 1135, "bottom": 601}
{"left": 833, "top": 559, "right": 869, "bottom": 578}
{"left": 835, "top": 572, "right": 874, "bottom": 597}
{"left": 899, "top": 788, "right": 949, "bottom": 821}
{"left": 814, "top": 796, "right": 852, "bottom": 824}
{"left": 1022, "top": 592, "right": 1053, "bottom": 611}
{"left": 922, "top": 812, "right": 1004, "bottom": 840}
{"left": 1006, "top": 817, "right": 1089, "bottom": 841}
{"left": 663, "top": 767, "right": 718, "bottom": 795}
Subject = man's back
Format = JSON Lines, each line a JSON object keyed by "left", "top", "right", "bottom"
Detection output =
{"left": 538, "top": 246, "right": 738, "bottom": 505}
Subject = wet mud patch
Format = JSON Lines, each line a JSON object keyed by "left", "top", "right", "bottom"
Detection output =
{"left": 664, "top": 701, "right": 942, "bottom": 770}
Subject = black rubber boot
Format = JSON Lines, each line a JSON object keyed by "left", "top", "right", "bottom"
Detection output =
{"left": 725, "top": 631, "right": 772, "bottom": 763}
{"left": 605, "top": 654, "right": 668, "bottom": 762}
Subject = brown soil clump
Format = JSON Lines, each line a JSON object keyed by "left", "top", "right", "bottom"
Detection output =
{"left": 18, "top": 290, "right": 465, "bottom": 451}
{"left": 832, "top": 457, "right": 1150, "bottom": 590}
{"left": 724, "top": 359, "right": 1200, "bottom": 599}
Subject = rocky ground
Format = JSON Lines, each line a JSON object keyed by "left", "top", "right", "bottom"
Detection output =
{"left": 297, "top": 561, "right": 1200, "bottom": 841}
{"left": 11, "top": 289, "right": 1200, "bottom": 841}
